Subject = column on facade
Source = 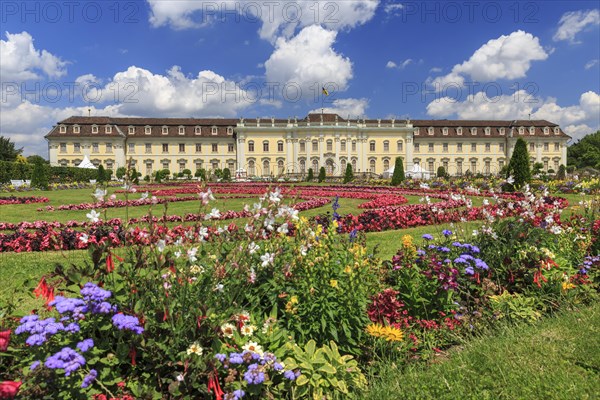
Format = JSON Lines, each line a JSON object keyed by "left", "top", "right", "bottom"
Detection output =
{"left": 405, "top": 133, "right": 414, "bottom": 171}
{"left": 561, "top": 142, "right": 567, "bottom": 167}
{"left": 334, "top": 135, "right": 341, "bottom": 174}
{"left": 306, "top": 134, "right": 312, "bottom": 170}
{"left": 285, "top": 132, "right": 293, "bottom": 174}
{"left": 319, "top": 135, "right": 324, "bottom": 169}
{"left": 115, "top": 141, "right": 126, "bottom": 169}
{"left": 237, "top": 135, "right": 246, "bottom": 171}
{"left": 536, "top": 141, "right": 542, "bottom": 162}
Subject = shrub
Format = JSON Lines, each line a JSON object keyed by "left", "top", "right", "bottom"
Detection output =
{"left": 436, "top": 166, "right": 447, "bottom": 178}
{"left": 391, "top": 157, "right": 405, "bottom": 186}
{"left": 343, "top": 163, "right": 354, "bottom": 184}
{"left": 115, "top": 167, "right": 126, "bottom": 180}
{"left": 96, "top": 165, "right": 107, "bottom": 183}
{"left": 307, "top": 168, "right": 314, "bottom": 182}
{"left": 222, "top": 168, "right": 231, "bottom": 182}
{"left": 182, "top": 169, "right": 192, "bottom": 178}
{"left": 195, "top": 168, "right": 207, "bottom": 181}
{"left": 507, "top": 138, "right": 531, "bottom": 189}
{"left": 557, "top": 164, "right": 567, "bottom": 180}
{"left": 30, "top": 161, "right": 49, "bottom": 190}
{"left": 318, "top": 167, "right": 326, "bottom": 183}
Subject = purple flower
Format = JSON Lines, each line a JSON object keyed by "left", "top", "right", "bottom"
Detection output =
{"left": 80, "top": 282, "right": 112, "bottom": 303}
{"left": 233, "top": 390, "right": 245, "bottom": 399}
{"left": 77, "top": 339, "right": 94, "bottom": 353}
{"left": 442, "top": 230, "right": 453, "bottom": 236}
{"left": 30, "top": 360, "right": 41, "bottom": 370}
{"left": 112, "top": 314, "right": 144, "bottom": 334}
{"left": 244, "top": 364, "right": 265, "bottom": 384}
{"left": 465, "top": 266, "right": 475, "bottom": 275}
{"left": 81, "top": 369, "right": 97, "bottom": 388}
{"left": 273, "top": 362, "right": 284, "bottom": 371}
{"left": 229, "top": 353, "right": 244, "bottom": 364}
{"left": 422, "top": 234, "right": 434, "bottom": 240}
{"left": 215, "top": 353, "right": 227, "bottom": 363}
{"left": 45, "top": 347, "right": 86, "bottom": 376}
{"left": 25, "top": 333, "right": 47, "bottom": 346}
{"left": 283, "top": 370, "right": 300, "bottom": 381}
{"left": 64, "top": 322, "right": 80, "bottom": 333}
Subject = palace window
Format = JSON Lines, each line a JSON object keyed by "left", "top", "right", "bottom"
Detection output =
{"left": 529, "top": 142, "right": 535, "bottom": 152}
{"left": 300, "top": 159, "right": 306, "bottom": 172}
{"left": 470, "top": 160, "right": 477, "bottom": 173}
{"left": 179, "top": 126, "right": 185, "bottom": 135}
{"left": 263, "top": 141, "right": 269, "bottom": 152}
{"left": 499, "top": 128, "right": 505, "bottom": 135}
{"left": 91, "top": 143, "right": 98, "bottom": 153}
{"left": 145, "top": 126, "right": 151, "bottom": 135}
{"left": 92, "top": 125, "right": 98, "bottom": 134}
{"left": 428, "top": 127, "right": 434, "bottom": 135}
{"left": 519, "top": 127, "right": 525, "bottom": 135}
{"left": 162, "top": 143, "right": 169, "bottom": 153}
{"left": 162, "top": 161, "right": 169, "bottom": 170}
{"left": 457, "top": 143, "right": 463, "bottom": 152}
{"left": 278, "top": 141, "right": 284, "bottom": 152}
{"left": 414, "top": 143, "right": 420, "bottom": 152}
{"left": 544, "top": 142, "right": 549, "bottom": 152}
{"left": 196, "top": 144, "right": 202, "bottom": 153}
{"left": 128, "top": 126, "right": 135, "bottom": 135}
{"left": 529, "top": 127, "right": 535, "bottom": 135}
{"left": 554, "top": 127, "right": 560, "bottom": 135}
{"left": 179, "top": 144, "right": 185, "bottom": 153}
{"left": 278, "top": 160, "right": 284, "bottom": 175}
{"left": 383, "top": 141, "right": 389, "bottom": 152}
{"left": 383, "top": 159, "right": 390, "bottom": 171}
{"left": 457, "top": 127, "right": 463, "bottom": 135}
{"left": 212, "top": 127, "right": 218, "bottom": 135}
{"left": 369, "top": 159, "right": 376, "bottom": 173}
{"left": 145, "top": 143, "right": 152, "bottom": 154}
{"left": 73, "top": 125, "right": 80, "bottom": 134}
{"left": 212, "top": 143, "right": 218, "bottom": 153}
{"left": 179, "top": 162, "right": 186, "bottom": 173}
{"left": 471, "top": 143, "right": 476, "bottom": 152}
{"left": 471, "top": 127, "right": 477, "bottom": 135}
{"left": 341, "top": 140, "right": 346, "bottom": 151}
{"left": 59, "top": 125, "right": 66, "bottom": 133}
{"left": 428, "top": 143, "right": 434, "bottom": 152}
{"left": 485, "top": 160, "right": 491, "bottom": 175}
{"left": 397, "top": 141, "right": 403, "bottom": 152}
{"left": 457, "top": 160, "right": 463, "bottom": 175}
{"left": 554, "top": 159, "right": 559, "bottom": 170}
{"left": 195, "top": 161, "right": 203, "bottom": 171}
{"left": 442, "top": 128, "right": 448, "bottom": 135}
{"left": 60, "top": 143, "right": 67, "bottom": 153}
{"left": 499, "top": 143, "right": 505, "bottom": 152}
{"left": 554, "top": 142, "right": 560, "bottom": 151}
{"left": 428, "top": 161, "right": 434, "bottom": 173}
{"left": 263, "top": 160, "right": 270, "bottom": 175}
{"left": 370, "top": 141, "right": 376, "bottom": 152}
{"left": 544, "top": 160, "right": 549, "bottom": 171}
{"left": 352, "top": 159, "right": 357, "bottom": 172}
{"left": 351, "top": 141, "right": 356, "bottom": 152}
{"left": 212, "top": 161, "right": 219, "bottom": 170}
{"left": 146, "top": 162, "right": 153, "bottom": 175}
{"left": 485, "top": 127, "right": 491, "bottom": 135}
{"left": 485, "top": 143, "right": 490, "bottom": 152}
{"left": 312, "top": 140, "right": 318, "bottom": 152}
{"left": 195, "top": 126, "right": 201, "bottom": 135}
{"left": 162, "top": 126, "right": 168, "bottom": 135}
{"left": 227, "top": 127, "right": 233, "bottom": 135}
{"left": 327, "top": 140, "right": 333, "bottom": 152}
{"left": 105, "top": 125, "right": 112, "bottom": 134}
{"left": 443, "top": 143, "right": 448, "bottom": 152}
{"left": 248, "top": 141, "right": 254, "bottom": 152}
{"left": 228, "top": 143, "right": 234, "bottom": 153}
{"left": 128, "top": 143, "right": 135, "bottom": 153}
{"left": 544, "top": 127, "right": 549, "bottom": 135}
{"left": 300, "top": 141, "right": 306, "bottom": 152}
{"left": 443, "top": 160, "right": 449, "bottom": 172}
{"left": 499, "top": 159, "right": 505, "bottom": 170}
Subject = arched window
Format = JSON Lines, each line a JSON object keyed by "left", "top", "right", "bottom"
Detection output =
{"left": 278, "top": 160, "right": 284, "bottom": 175}
{"left": 248, "top": 160, "right": 256, "bottom": 176}
{"left": 326, "top": 159, "right": 334, "bottom": 175}
{"left": 299, "top": 159, "right": 306, "bottom": 172}
{"left": 263, "top": 160, "right": 270, "bottom": 175}
{"left": 369, "top": 159, "right": 376, "bottom": 173}
{"left": 312, "top": 159, "right": 318, "bottom": 172}
{"left": 340, "top": 159, "right": 347, "bottom": 172}
{"left": 351, "top": 159, "right": 357, "bottom": 172}
{"left": 383, "top": 159, "right": 390, "bottom": 171}
{"left": 248, "top": 141, "right": 255, "bottom": 152}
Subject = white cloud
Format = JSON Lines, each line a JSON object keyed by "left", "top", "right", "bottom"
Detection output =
{"left": 426, "top": 90, "right": 600, "bottom": 142}
{"left": 384, "top": 2, "right": 404, "bottom": 16}
{"left": 429, "top": 67, "right": 442, "bottom": 73}
{"left": 585, "top": 59, "right": 599, "bottom": 69}
{"left": 386, "top": 58, "right": 412, "bottom": 70}
{"left": 146, "top": 0, "right": 379, "bottom": 42}
{"left": 386, "top": 61, "right": 397, "bottom": 69}
{"left": 310, "top": 98, "right": 369, "bottom": 118}
{"left": 431, "top": 31, "right": 548, "bottom": 90}
{"left": 553, "top": 9, "right": 600, "bottom": 43}
{"left": 0, "top": 31, "right": 67, "bottom": 81}
{"left": 264, "top": 25, "right": 353, "bottom": 98}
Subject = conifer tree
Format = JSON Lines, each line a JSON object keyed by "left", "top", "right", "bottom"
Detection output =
{"left": 391, "top": 157, "right": 405, "bottom": 186}
{"left": 507, "top": 138, "right": 531, "bottom": 189}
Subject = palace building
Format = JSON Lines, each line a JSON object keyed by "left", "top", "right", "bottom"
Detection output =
{"left": 45, "top": 113, "right": 570, "bottom": 177}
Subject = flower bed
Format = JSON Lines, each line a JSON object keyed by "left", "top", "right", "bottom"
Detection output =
{"left": 0, "top": 196, "right": 49, "bottom": 205}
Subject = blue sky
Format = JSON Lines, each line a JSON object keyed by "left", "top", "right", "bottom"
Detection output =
{"left": 1, "top": 0, "right": 599, "bottom": 155}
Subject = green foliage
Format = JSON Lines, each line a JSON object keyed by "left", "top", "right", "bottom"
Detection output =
{"left": 391, "top": 157, "right": 405, "bottom": 186}
{"left": 26, "top": 155, "right": 48, "bottom": 165}
{"left": 222, "top": 168, "right": 231, "bottom": 182}
{"left": 488, "top": 291, "right": 541, "bottom": 323}
{"left": 129, "top": 168, "right": 140, "bottom": 184}
{"left": 182, "top": 169, "right": 192, "bottom": 178}
{"left": 307, "top": 168, "right": 314, "bottom": 182}
{"left": 436, "top": 166, "right": 447, "bottom": 178}
{"left": 0, "top": 136, "right": 23, "bottom": 161}
{"left": 0, "top": 161, "right": 99, "bottom": 184}
{"left": 343, "top": 164, "right": 354, "bottom": 184}
{"left": 568, "top": 130, "right": 600, "bottom": 169}
{"left": 507, "top": 138, "right": 531, "bottom": 189}
{"left": 30, "top": 161, "right": 49, "bottom": 190}
{"left": 532, "top": 162, "right": 543, "bottom": 175}
{"left": 195, "top": 168, "right": 207, "bottom": 181}
{"left": 115, "top": 167, "right": 127, "bottom": 180}
{"left": 97, "top": 165, "right": 107, "bottom": 183}
{"left": 318, "top": 167, "right": 326, "bottom": 183}
{"left": 282, "top": 340, "right": 367, "bottom": 399}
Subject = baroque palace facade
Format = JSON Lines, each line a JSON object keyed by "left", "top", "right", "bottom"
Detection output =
{"left": 46, "top": 113, "right": 570, "bottom": 177}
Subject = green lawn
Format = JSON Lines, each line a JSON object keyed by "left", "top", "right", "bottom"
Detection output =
{"left": 366, "top": 303, "right": 600, "bottom": 400}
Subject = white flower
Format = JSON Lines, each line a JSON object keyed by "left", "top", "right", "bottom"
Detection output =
{"left": 187, "top": 247, "right": 198, "bottom": 262}
{"left": 248, "top": 242, "right": 260, "bottom": 255}
{"left": 242, "top": 341, "right": 264, "bottom": 356}
{"left": 215, "top": 283, "right": 224, "bottom": 292}
{"left": 93, "top": 189, "right": 106, "bottom": 202}
{"left": 205, "top": 208, "right": 221, "bottom": 220}
{"left": 269, "top": 188, "right": 282, "bottom": 203}
{"left": 245, "top": 224, "right": 254, "bottom": 233}
{"left": 221, "top": 323, "right": 236, "bottom": 338}
{"left": 141, "top": 191, "right": 149, "bottom": 200}
{"left": 86, "top": 210, "right": 100, "bottom": 223}
{"left": 79, "top": 233, "right": 89, "bottom": 244}
{"left": 156, "top": 239, "right": 166, "bottom": 253}
{"left": 260, "top": 252, "right": 274, "bottom": 267}
{"left": 483, "top": 199, "right": 489, "bottom": 206}
{"left": 186, "top": 342, "right": 203, "bottom": 356}
{"left": 174, "top": 237, "right": 183, "bottom": 247}
{"left": 190, "top": 265, "right": 205, "bottom": 274}
{"left": 550, "top": 225, "right": 563, "bottom": 235}
{"left": 176, "top": 373, "right": 184, "bottom": 382}
{"left": 109, "top": 194, "right": 117, "bottom": 201}
{"left": 277, "top": 223, "right": 289, "bottom": 235}
{"left": 151, "top": 196, "right": 158, "bottom": 204}
{"left": 174, "top": 250, "right": 182, "bottom": 259}
{"left": 199, "top": 189, "right": 215, "bottom": 205}
{"left": 419, "top": 183, "right": 430, "bottom": 189}
{"left": 264, "top": 216, "right": 275, "bottom": 231}
{"left": 506, "top": 176, "right": 515, "bottom": 185}
{"left": 241, "top": 324, "right": 257, "bottom": 337}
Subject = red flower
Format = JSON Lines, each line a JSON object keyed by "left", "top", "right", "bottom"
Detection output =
{"left": 106, "top": 254, "right": 115, "bottom": 273}
{"left": 33, "top": 277, "right": 54, "bottom": 305}
{"left": 0, "top": 381, "right": 21, "bottom": 399}
{"left": 128, "top": 346, "right": 137, "bottom": 366}
{"left": 207, "top": 372, "right": 224, "bottom": 400}
{"left": 0, "top": 330, "right": 10, "bottom": 351}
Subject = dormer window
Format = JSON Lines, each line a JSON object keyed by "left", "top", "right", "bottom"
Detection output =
{"left": 471, "top": 127, "right": 477, "bottom": 135}
{"left": 529, "top": 127, "right": 535, "bottom": 135}
{"left": 457, "top": 127, "right": 463, "bottom": 135}
{"left": 227, "top": 127, "right": 233, "bottom": 135}
{"left": 499, "top": 128, "right": 505, "bottom": 135}
{"left": 414, "top": 128, "right": 420, "bottom": 136}
{"left": 519, "top": 127, "right": 525, "bottom": 135}
{"left": 73, "top": 125, "right": 80, "bottom": 134}
{"left": 92, "top": 125, "right": 98, "bottom": 134}
{"left": 162, "top": 126, "right": 168, "bottom": 135}
{"left": 59, "top": 125, "right": 67, "bottom": 133}
{"left": 178, "top": 126, "right": 185, "bottom": 135}
{"left": 554, "top": 127, "right": 560, "bottom": 135}
{"left": 145, "top": 126, "right": 151, "bottom": 135}
{"left": 128, "top": 126, "right": 135, "bottom": 135}
{"left": 105, "top": 125, "right": 112, "bottom": 134}
{"left": 428, "top": 127, "right": 434, "bottom": 135}
{"left": 195, "top": 126, "right": 201, "bottom": 135}
{"left": 442, "top": 127, "right": 448, "bottom": 135}
{"left": 544, "top": 127, "right": 549, "bottom": 135}
{"left": 485, "top": 127, "right": 491, "bottom": 135}
{"left": 211, "top": 127, "right": 218, "bottom": 135}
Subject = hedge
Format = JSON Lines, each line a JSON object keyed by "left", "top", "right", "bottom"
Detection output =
{"left": 0, "top": 161, "right": 98, "bottom": 184}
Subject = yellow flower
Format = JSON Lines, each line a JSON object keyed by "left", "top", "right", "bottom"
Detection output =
{"left": 562, "top": 282, "right": 576, "bottom": 291}
{"left": 329, "top": 279, "right": 338, "bottom": 288}
{"left": 186, "top": 342, "right": 203, "bottom": 356}
{"left": 241, "top": 324, "right": 257, "bottom": 337}
{"left": 344, "top": 265, "right": 352, "bottom": 274}
{"left": 285, "top": 296, "right": 299, "bottom": 314}
{"left": 366, "top": 324, "right": 403, "bottom": 342}
{"left": 402, "top": 235, "right": 413, "bottom": 248}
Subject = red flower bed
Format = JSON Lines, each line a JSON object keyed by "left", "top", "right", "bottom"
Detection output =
{"left": 358, "top": 195, "right": 408, "bottom": 209}
{"left": 0, "top": 196, "right": 49, "bottom": 205}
